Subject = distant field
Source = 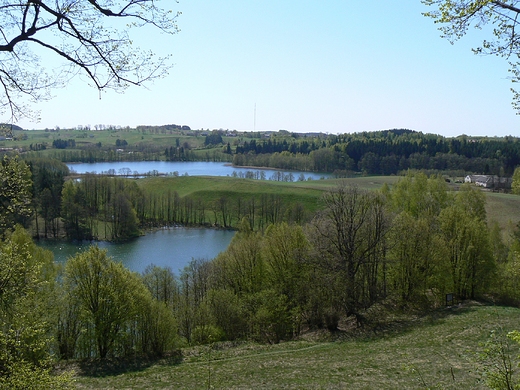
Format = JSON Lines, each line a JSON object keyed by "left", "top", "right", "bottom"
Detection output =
{"left": 136, "top": 175, "right": 520, "bottom": 232}
{"left": 136, "top": 175, "right": 403, "bottom": 214}
{"left": 1, "top": 128, "right": 259, "bottom": 151}
{"left": 73, "top": 303, "right": 520, "bottom": 389}
{"left": 485, "top": 192, "right": 520, "bottom": 236}
{"left": 136, "top": 176, "right": 329, "bottom": 215}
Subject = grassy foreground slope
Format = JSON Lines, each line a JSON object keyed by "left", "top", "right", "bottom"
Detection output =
{"left": 75, "top": 304, "right": 520, "bottom": 389}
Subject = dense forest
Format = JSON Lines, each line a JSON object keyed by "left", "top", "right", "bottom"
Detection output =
{"left": 232, "top": 130, "right": 520, "bottom": 176}
{"left": 2, "top": 152, "right": 520, "bottom": 387}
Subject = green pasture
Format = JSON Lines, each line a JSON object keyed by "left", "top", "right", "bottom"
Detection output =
{"left": 73, "top": 303, "right": 520, "bottom": 389}
{"left": 136, "top": 176, "right": 328, "bottom": 214}
{"left": 136, "top": 175, "right": 402, "bottom": 197}
{"left": 136, "top": 175, "right": 520, "bottom": 228}
{"left": 485, "top": 192, "right": 520, "bottom": 236}
{"left": 2, "top": 128, "right": 259, "bottom": 152}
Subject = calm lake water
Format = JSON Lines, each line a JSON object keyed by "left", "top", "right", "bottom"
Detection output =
{"left": 66, "top": 161, "right": 330, "bottom": 181}
{"left": 39, "top": 227, "right": 235, "bottom": 275}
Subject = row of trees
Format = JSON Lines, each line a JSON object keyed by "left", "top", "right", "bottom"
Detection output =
{"left": 60, "top": 174, "right": 308, "bottom": 240}
{"left": 229, "top": 130, "right": 519, "bottom": 175}
{"left": 0, "top": 156, "right": 310, "bottom": 240}
{"left": 52, "top": 139, "right": 76, "bottom": 149}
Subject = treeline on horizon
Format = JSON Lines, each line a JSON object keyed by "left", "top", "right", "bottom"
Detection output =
{"left": 232, "top": 129, "right": 520, "bottom": 175}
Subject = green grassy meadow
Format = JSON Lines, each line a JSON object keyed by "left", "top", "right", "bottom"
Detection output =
{"left": 136, "top": 176, "right": 332, "bottom": 215}
{"left": 1, "top": 127, "right": 257, "bottom": 153}
{"left": 72, "top": 303, "right": 520, "bottom": 389}
{"left": 137, "top": 175, "right": 520, "bottom": 232}
{"left": 485, "top": 192, "right": 520, "bottom": 236}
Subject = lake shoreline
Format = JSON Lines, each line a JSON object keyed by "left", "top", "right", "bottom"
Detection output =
{"left": 66, "top": 161, "right": 331, "bottom": 180}
{"left": 38, "top": 226, "right": 236, "bottom": 274}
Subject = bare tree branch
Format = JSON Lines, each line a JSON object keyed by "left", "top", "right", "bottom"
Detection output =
{"left": 0, "top": 0, "right": 179, "bottom": 122}
{"left": 423, "top": 0, "right": 520, "bottom": 112}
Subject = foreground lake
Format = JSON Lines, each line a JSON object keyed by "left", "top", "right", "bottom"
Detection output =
{"left": 66, "top": 161, "right": 330, "bottom": 181}
{"left": 38, "top": 227, "right": 235, "bottom": 274}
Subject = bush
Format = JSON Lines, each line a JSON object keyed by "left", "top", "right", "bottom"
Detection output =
{"left": 191, "top": 325, "right": 225, "bottom": 345}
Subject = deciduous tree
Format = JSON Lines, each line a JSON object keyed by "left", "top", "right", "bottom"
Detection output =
{"left": 0, "top": 156, "right": 32, "bottom": 235}
{"left": 64, "top": 246, "right": 151, "bottom": 358}
{"left": 309, "top": 183, "right": 390, "bottom": 321}
{"left": 0, "top": 226, "right": 72, "bottom": 388}
{"left": 513, "top": 166, "right": 520, "bottom": 195}
{"left": 0, "top": 0, "right": 179, "bottom": 121}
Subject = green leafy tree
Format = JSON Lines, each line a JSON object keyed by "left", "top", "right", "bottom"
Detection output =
{"left": 64, "top": 246, "right": 151, "bottom": 358}
{"left": 141, "top": 265, "right": 179, "bottom": 310}
{"left": 388, "top": 212, "right": 447, "bottom": 308}
{"left": 438, "top": 204, "right": 495, "bottom": 299}
{"left": 0, "top": 226, "right": 73, "bottom": 389}
{"left": 28, "top": 158, "right": 68, "bottom": 238}
{"left": 387, "top": 172, "right": 453, "bottom": 307}
{"left": 109, "top": 192, "right": 140, "bottom": 240}
{"left": 0, "top": 156, "right": 32, "bottom": 235}
{"left": 497, "top": 239, "right": 520, "bottom": 304}
{"left": 479, "top": 329, "right": 519, "bottom": 390}
{"left": 138, "top": 299, "right": 178, "bottom": 356}
{"left": 248, "top": 289, "right": 293, "bottom": 344}
{"left": 204, "top": 288, "right": 248, "bottom": 341}
{"left": 212, "top": 232, "right": 264, "bottom": 296}
{"left": 388, "top": 171, "right": 448, "bottom": 219}
{"left": 61, "top": 181, "right": 91, "bottom": 240}
{"left": 204, "top": 131, "right": 223, "bottom": 146}
{"left": 513, "top": 167, "right": 520, "bottom": 195}
{"left": 423, "top": 0, "right": 520, "bottom": 111}
{"left": 262, "top": 223, "right": 310, "bottom": 333}
{"left": 177, "top": 259, "right": 214, "bottom": 344}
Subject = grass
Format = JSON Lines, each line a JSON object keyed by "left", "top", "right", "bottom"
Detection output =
{"left": 136, "top": 175, "right": 401, "bottom": 201}
{"left": 3, "top": 128, "right": 261, "bottom": 153}
{"left": 136, "top": 175, "right": 520, "bottom": 231}
{"left": 485, "top": 191, "right": 520, "bottom": 237}
{"left": 72, "top": 303, "right": 520, "bottom": 389}
{"left": 136, "top": 176, "right": 330, "bottom": 215}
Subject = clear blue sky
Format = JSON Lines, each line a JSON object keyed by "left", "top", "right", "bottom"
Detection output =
{"left": 16, "top": 1, "right": 519, "bottom": 137}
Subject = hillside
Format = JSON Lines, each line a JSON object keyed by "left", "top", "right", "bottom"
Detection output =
{"left": 74, "top": 303, "right": 520, "bottom": 389}
{"left": 137, "top": 175, "right": 520, "bottom": 234}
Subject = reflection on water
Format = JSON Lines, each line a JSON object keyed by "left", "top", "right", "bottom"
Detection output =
{"left": 66, "top": 161, "right": 330, "bottom": 181}
{"left": 38, "top": 227, "right": 235, "bottom": 274}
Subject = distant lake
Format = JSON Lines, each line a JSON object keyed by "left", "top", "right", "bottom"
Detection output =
{"left": 39, "top": 227, "right": 235, "bottom": 275}
{"left": 66, "top": 161, "right": 330, "bottom": 181}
